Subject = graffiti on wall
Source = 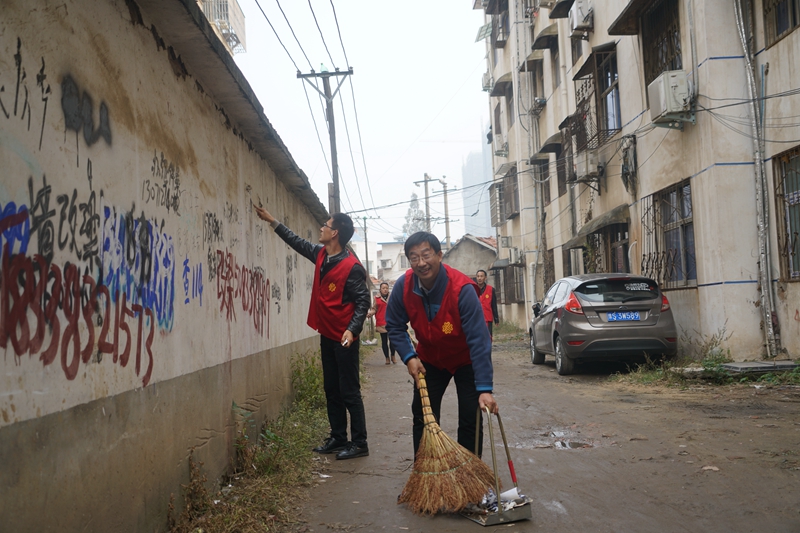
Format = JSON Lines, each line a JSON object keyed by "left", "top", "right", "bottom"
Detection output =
{"left": 215, "top": 249, "right": 269, "bottom": 337}
{"left": 182, "top": 256, "right": 203, "bottom": 306}
{"left": 142, "top": 151, "right": 182, "bottom": 215}
{"left": 0, "top": 204, "right": 157, "bottom": 386}
{"left": 101, "top": 205, "right": 175, "bottom": 331}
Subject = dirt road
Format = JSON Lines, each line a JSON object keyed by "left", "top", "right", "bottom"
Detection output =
{"left": 294, "top": 333, "right": 800, "bottom": 532}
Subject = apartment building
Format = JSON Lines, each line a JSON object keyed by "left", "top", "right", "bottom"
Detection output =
{"left": 475, "top": 0, "right": 800, "bottom": 359}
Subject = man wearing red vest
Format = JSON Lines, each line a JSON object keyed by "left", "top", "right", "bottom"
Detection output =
{"left": 386, "top": 232, "right": 498, "bottom": 457}
{"left": 475, "top": 269, "right": 499, "bottom": 337}
{"left": 368, "top": 282, "right": 397, "bottom": 364}
{"left": 254, "top": 205, "right": 371, "bottom": 460}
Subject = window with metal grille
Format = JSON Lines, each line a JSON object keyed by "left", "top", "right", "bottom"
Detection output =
{"left": 551, "top": 41, "right": 561, "bottom": 89}
{"left": 505, "top": 83, "right": 515, "bottom": 129}
{"left": 556, "top": 147, "right": 568, "bottom": 197}
{"left": 774, "top": 146, "right": 800, "bottom": 280}
{"left": 503, "top": 170, "right": 520, "bottom": 219}
{"left": 490, "top": 182, "right": 506, "bottom": 227}
{"left": 572, "top": 45, "right": 621, "bottom": 151}
{"left": 502, "top": 265, "right": 526, "bottom": 303}
{"left": 640, "top": 179, "right": 697, "bottom": 288}
{"left": 534, "top": 159, "right": 551, "bottom": 206}
{"left": 764, "top": 0, "right": 800, "bottom": 47}
{"left": 642, "top": 0, "right": 682, "bottom": 87}
{"left": 571, "top": 37, "right": 583, "bottom": 66}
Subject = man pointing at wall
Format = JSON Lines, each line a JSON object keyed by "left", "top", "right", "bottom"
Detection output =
{"left": 254, "top": 205, "right": 371, "bottom": 460}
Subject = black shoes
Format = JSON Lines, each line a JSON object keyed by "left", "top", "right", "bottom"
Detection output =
{"left": 313, "top": 437, "right": 347, "bottom": 454}
{"left": 336, "top": 442, "right": 369, "bottom": 460}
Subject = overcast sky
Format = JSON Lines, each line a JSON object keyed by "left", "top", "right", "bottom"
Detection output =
{"left": 234, "top": 0, "right": 490, "bottom": 243}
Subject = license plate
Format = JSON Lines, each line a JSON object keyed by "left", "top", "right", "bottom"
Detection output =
{"left": 607, "top": 311, "right": 641, "bottom": 321}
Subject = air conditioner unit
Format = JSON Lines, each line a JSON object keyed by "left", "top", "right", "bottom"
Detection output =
{"left": 569, "top": 0, "right": 593, "bottom": 36}
{"left": 510, "top": 247, "right": 523, "bottom": 264}
{"left": 500, "top": 236, "right": 512, "bottom": 248}
{"left": 482, "top": 71, "right": 493, "bottom": 92}
{"left": 648, "top": 70, "right": 692, "bottom": 124}
{"left": 494, "top": 133, "right": 508, "bottom": 157}
{"left": 575, "top": 149, "right": 599, "bottom": 180}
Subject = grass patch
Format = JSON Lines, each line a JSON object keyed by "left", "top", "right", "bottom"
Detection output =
{"left": 168, "top": 351, "right": 328, "bottom": 533}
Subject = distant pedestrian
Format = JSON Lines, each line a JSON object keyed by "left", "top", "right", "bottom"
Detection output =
{"left": 386, "top": 231, "right": 497, "bottom": 457}
{"left": 254, "top": 205, "right": 370, "bottom": 460}
{"left": 475, "top": 269, "right": 499, "bottom": 337}
{"left": 369, "top": 282, "right": 397, "bottom": 364}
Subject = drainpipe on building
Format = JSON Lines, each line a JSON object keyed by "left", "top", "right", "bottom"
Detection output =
{"left": 513, "top": 3, "right": 533, "bottom": 328}
{"left": 734, "top": 0, "right": 781, "bottom": 358}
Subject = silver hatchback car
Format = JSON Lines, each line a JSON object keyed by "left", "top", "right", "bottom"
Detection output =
{"left": 529, "top": 274, "right": 677, "bottom": 375}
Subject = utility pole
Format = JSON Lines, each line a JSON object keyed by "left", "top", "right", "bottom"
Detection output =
{"left": 439, "top": 177, "right": 451, "bottom": 250}
{"left": 362, "top": 216, "right": 369, "bottom": 278}
{"left": 414, "top": 173, "right": 433, "bottom": 233}
{"left": 297, "top": 67, "right": 353, "bottom": 214}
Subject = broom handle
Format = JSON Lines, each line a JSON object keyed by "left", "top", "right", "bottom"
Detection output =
{"left": 495, "top": 413, "right": 518, "bottom": 488}
{"left": 483, "top": 406, "right": 503, "bottom": 516}
{"left": 417, "top": 373, "right": 437, "bottom": 426}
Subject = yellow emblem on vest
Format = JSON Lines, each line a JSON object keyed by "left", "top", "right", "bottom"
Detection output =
{"left": 328, "top": 283, "right": 336, "bottom": 292}
{"left": 442, "top": 321, "right": 454, "bottom": 334}
{"left": 484, "top": 293, "right": 490, "bottom": 298}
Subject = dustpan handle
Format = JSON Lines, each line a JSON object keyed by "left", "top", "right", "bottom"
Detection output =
{"left": 483, "top": 406, "right": 503, "bottom": 515}
{"left": 478, "top": 408, "right": 519, "bottom": 489}
{"left": 495, "top": 413, "right": 518, "bottom": 487}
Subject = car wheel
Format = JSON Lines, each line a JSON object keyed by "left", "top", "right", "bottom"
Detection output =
{"left": 530, "top": 332, "right": 545, "bottom": 365}
{"left": 554, "top": 337, "right": 574, "bottom": 375}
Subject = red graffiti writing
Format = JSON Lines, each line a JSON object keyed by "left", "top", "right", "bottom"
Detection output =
{"left": 0, "top": 244, "right": 154, "bottom": 386}
{"left": 215, "top": 249, "right": 269, "bottom": 337}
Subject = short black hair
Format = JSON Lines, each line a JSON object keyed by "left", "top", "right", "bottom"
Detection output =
{"left": 379, "top": 282, "right": 389, "bottom": 288}
{"left": 476, "top": 269, "right": 487, "bottom": 277}
{"left": 331, "top": 212, "right": 355, "bottom": 246}
{"left": 404, "top": 231, "right": 441, "bottom": 257}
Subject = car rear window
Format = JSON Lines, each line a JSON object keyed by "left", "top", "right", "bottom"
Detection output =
{"left": 574, "top": 279, "right": 659, "bottom": 303}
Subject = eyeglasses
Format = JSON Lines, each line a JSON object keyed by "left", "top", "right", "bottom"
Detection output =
{"left": 408, "top": 251, "right": 435, "bottom": 265}
{"left": 322, "top": 222, "right": 336, "bottom": 231}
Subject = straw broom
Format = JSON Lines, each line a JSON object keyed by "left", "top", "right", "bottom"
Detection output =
{"left": 397, "top": 373, "right": 498, "bottom": 515}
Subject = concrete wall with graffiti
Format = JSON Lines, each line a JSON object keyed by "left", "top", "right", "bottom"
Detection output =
{"left": 0, "top": 0, "right": 325, "bottom": 529}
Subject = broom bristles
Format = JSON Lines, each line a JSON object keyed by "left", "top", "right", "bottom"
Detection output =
{"left": 398, "top": 374, "right": 498, "bottom": 515}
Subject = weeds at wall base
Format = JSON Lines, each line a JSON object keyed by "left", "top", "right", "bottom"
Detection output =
{"left": 168, "top": 351, "right": 328, "bottom": 533}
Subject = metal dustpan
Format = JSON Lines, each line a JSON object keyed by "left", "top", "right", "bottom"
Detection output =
{"left": 461, "top": 408, "right": 532, "bottom": 526}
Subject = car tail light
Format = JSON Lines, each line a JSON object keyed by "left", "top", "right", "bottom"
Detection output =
{"left": 567, "top": 340, "right": 585, "bottom": 346}
{"left": 661, "top": 293, "right": 671, "bottom": 312}
{"left": 666, "top": 337, "right": 677, "bottom": 343}
{"left": 565, "top": 292, "right": 584, "bottom": 315}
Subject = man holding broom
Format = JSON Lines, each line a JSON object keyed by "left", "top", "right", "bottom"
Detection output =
{"left": 254, "top": 205, "right": 371, "bottom": 460}
{"left": 386, "top": 231, "right": 498, "bottom": 458}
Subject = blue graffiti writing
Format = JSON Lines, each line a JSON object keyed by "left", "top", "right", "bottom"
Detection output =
{"left": 182, "top": 256, "right": 203, "bottom": 306}
{"left": 101, "top": 207, "right": 175, "bottom": 331}
{"left": 0, "top": 202, "right": 30, "bottom": 256}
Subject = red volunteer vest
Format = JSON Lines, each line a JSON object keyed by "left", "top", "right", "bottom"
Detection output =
{"left": 479, "top": 284, "right": 494, "bottom": 322}
{"left": 403, "top": 264, "right": 479, "bottom": 374}
{"left": 374, "top": 295, "right": 388, "bottom": 327}
{"left": 307, "top": 249, "right": 361, "bottom": 341}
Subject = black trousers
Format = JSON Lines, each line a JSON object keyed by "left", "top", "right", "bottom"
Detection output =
{"left": 411, "top": 360, "right": 483, "bottom": 457}
{"left": 380, "top": 332, "right": 396, "bottom": 359}
{"left": 320, "top": 335, "right": 367, "bottom": 446}
{"left": 486, "top": 321, "right": 493, "bottom": 336}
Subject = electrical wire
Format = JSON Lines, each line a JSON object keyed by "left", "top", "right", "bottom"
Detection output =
{"left": 253, "top": 0, "right": 300, "bottom": 71}
{"left": 274, "top": 0, "right": 313, "bottom": 69}
{"left": 308, "top": 0, "right": 336, "bottom": 69}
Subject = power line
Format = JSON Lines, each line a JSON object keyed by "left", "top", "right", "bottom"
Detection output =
{"left": 274, "top": 0, "right": 313, "bottom": 69}
{"left": 308, "top": 0, "right": 337, "bottom": 68}
{"left": 253, "top": 0, "right": 300, "bottom": 71}
{"left": 329, "top": 0, "right": 350, "bottom": 67}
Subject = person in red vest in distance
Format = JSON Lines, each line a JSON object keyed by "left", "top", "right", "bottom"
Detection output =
{"left": 254, "top": 204, "right": 370, "bottom": 460}
{"left": 475, "top": 269, "right": 499, "bottom": 338}
{"left": 385, "top": 231, "right": 498, "bottom": 457}
{"left": 368, "top": 282, "right": 397, "bottom": 365}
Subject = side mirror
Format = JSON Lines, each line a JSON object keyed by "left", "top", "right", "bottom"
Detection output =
{"left": 532, "top": 302, "right": 541, "bottom": 317}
